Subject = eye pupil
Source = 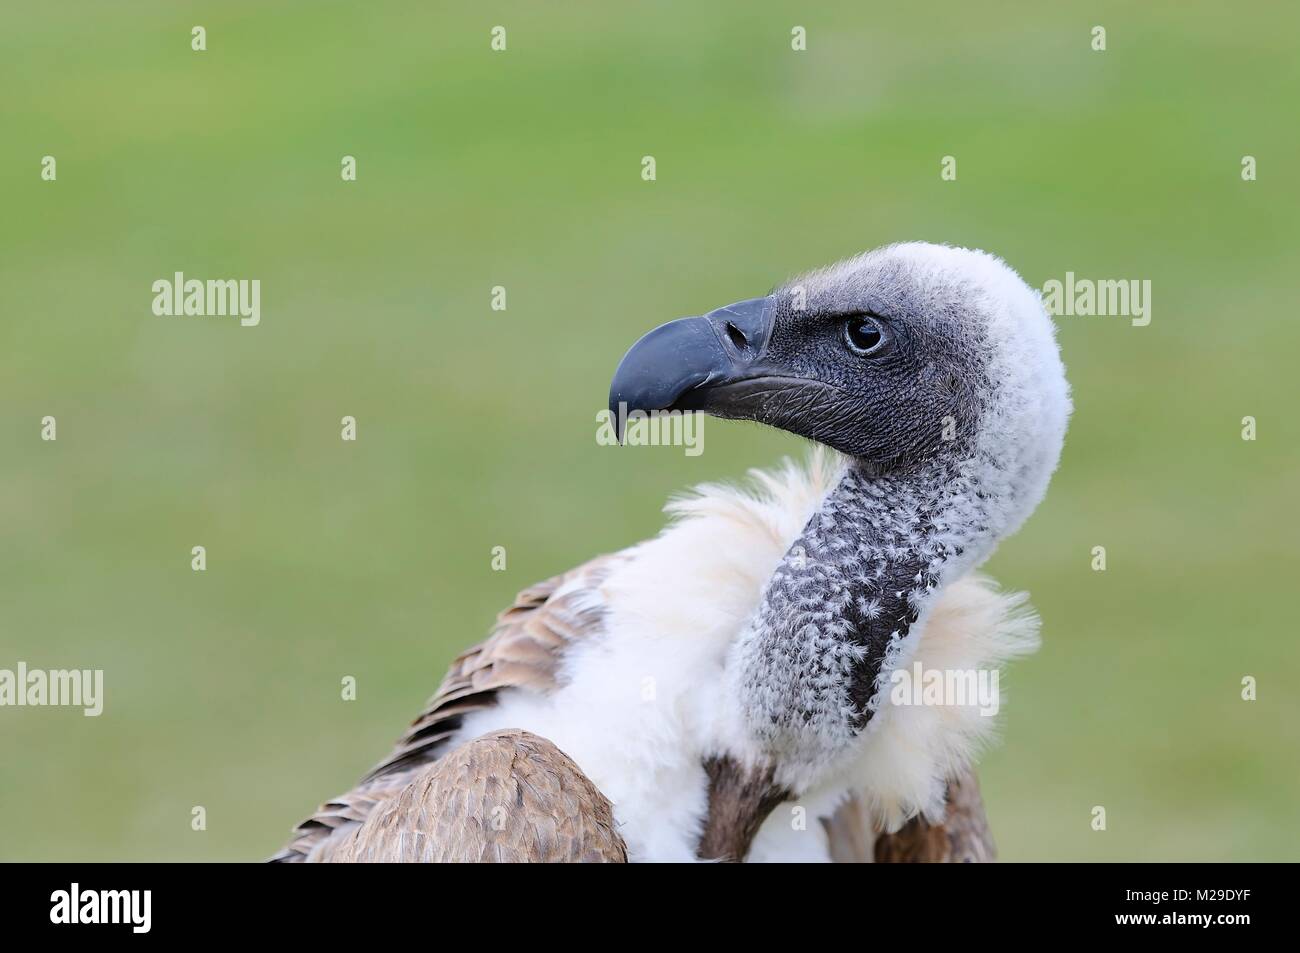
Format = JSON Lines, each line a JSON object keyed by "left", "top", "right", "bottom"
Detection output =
{"left": 845, "top": 318, "right": 883, "bottom": 354}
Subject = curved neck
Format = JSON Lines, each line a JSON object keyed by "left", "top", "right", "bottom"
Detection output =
{"left": 734, "top": 458, "right": 1000, "bottom": 773}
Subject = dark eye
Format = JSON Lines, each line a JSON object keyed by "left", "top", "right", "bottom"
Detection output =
{"left": 843, "top": 315, "right": 885, "bottom": 356}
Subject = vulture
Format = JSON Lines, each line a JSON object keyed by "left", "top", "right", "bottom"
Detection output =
{"left": 272, "top": 242, "right": 1070, "bottom": 863}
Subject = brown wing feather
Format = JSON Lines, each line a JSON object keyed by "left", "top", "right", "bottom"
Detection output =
{"left": 270, "top": 554, "right": 622, "bottom": 862}
{"left": 326, "top": 729, "right": 627, "bottom": 863}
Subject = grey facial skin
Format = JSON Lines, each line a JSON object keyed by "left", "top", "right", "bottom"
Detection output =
{"left": 610, "top": 262, "right": 989, "bottom": 472}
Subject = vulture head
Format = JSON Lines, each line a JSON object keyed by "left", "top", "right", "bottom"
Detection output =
{"left": 611, "top": 242, "right": 1070, "bottom": 787}
{"left": 611, "top": 241, "right": 1069, "bottom": 542}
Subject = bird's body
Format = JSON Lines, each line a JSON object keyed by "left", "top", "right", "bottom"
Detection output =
{"left": 274, "top": 242, "right": 1070, "bottom": 863}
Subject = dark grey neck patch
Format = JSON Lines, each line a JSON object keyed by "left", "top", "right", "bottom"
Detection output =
{"left": 735, "top": 458, "right": 995, "bottom": 773}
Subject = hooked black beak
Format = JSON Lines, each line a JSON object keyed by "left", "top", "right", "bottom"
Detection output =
{"left": 608, "top": 297, "right": 774, "bottom": 442}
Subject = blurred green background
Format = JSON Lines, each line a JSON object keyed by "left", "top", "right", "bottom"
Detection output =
{"left": 2, "top": 1, "right": 1297, "bottom": 861}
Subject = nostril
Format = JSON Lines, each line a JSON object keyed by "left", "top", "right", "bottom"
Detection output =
{"left": 724, "top": 321, "right": 749, "bottom": 352}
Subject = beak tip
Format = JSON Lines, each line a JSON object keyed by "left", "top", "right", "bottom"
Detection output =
{"left": 608, "top": 396, "right": 626, "bottom": 445}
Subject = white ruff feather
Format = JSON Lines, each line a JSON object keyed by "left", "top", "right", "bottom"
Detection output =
{"left": 456, "top": 448, "right": 1041, "bottom": 862}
